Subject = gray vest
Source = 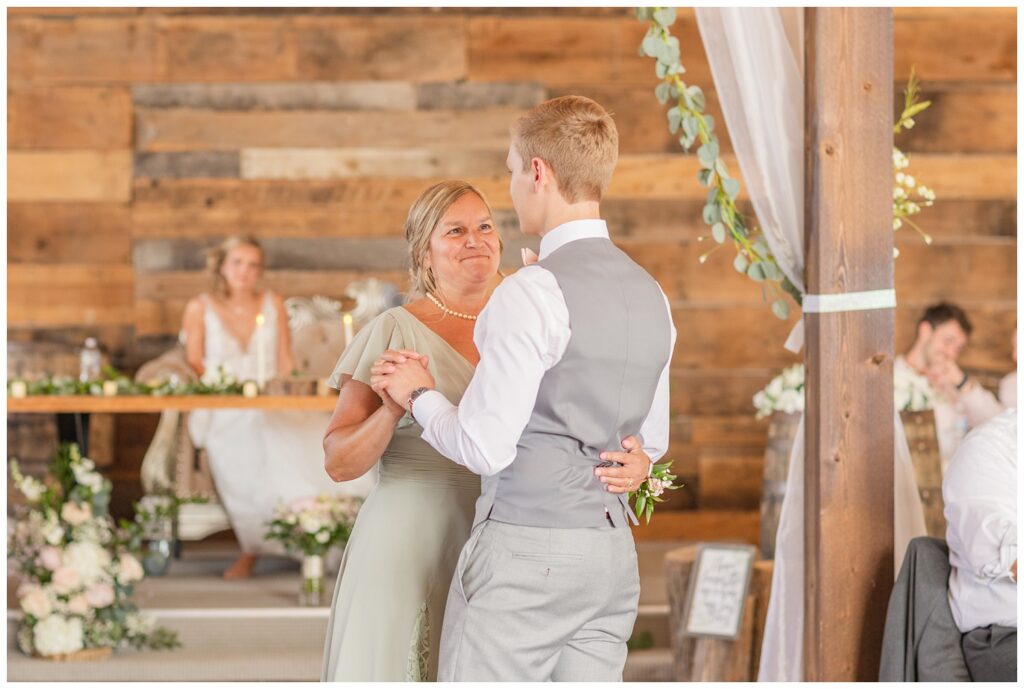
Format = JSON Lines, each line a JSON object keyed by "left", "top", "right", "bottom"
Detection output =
{"left": 475, "top": 237, "right": 672, "bottom": 529}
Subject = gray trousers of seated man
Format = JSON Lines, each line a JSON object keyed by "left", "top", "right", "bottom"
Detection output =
{"left": 963, "top": 625, "right": 1017, "bottom": 682}
{"left": 437, "top": 520, "right": 640, "bottom": 681}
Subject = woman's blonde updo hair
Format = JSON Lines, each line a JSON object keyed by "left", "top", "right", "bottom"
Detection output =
{"left": 404, "top": 180, "right": 501, "bottom": 298}
{"left": 206, "top": 235, "right": 264, "bottom": 297}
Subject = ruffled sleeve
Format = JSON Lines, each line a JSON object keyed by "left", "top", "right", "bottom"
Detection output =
{"left": 326, "top": 311, "right": 405, "bottom": 389}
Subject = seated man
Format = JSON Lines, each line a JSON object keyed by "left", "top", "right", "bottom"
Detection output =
{"left": 943, "top": 408, "right": 1017, "bottom": 682}
{"left": 897, "top": 302, "right": 1003, "bottom": 472}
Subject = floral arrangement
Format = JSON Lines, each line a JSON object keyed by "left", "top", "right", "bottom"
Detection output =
{"left": 8, "top": 443, "right": 179, "bottom": 658}
{"left": 753, "top": 364, "right": 806, "bottom": 419}
{"left": 636, "top": 8, "right": 936, "bottom": 318}
{"left": 753, "top": 362, "right": 938, "bottom": 418}
{"left": 631, "top": 461, "right": 680, "bottom": 524}
{"left": 264, "top": 495, "right": 362, "bottom": 558}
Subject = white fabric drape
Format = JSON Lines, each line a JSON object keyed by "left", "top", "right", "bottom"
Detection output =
{"left": 695, "top": 7, "right": 927, "bottom": 681}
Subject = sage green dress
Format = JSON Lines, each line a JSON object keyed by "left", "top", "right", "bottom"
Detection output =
{"left": 321, "top": 307, "right": 480, "bottom": 682}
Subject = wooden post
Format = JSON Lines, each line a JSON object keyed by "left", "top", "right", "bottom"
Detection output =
{"left": 803, "top": 8, "right": 895, "bottom": 681}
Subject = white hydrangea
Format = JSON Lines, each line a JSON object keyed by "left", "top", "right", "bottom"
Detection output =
{"left": 116, "top": 553, "right": 145, "bottom": 585}
{"left": 33, "top": 615, "right": 85, "bottom": 657}
{"left": 299, "top": 514, "right": 324, "bottom": 534}
{"left": 64, "top": 542, "right": 111, "bottom": 585}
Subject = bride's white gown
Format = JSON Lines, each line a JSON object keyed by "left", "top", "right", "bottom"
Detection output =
{"left": 187, "top": 292, "right": 375, "bottom": 554}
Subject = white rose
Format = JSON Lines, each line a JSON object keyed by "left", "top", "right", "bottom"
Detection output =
{"left": 20, "top": 587, "right": 53, "bottom": 619}
{"left": 84, "top": 582, "right": 115, "bottom": 609}
{"left": 299, "top": 514, "right": 323, "bottom": 534}
{"left": 64, "top": 542, "right": 111, "bottom": 585}
{"left": 33, "top": 615, "right": 84, "bottom": 657}
{"left": 781, "top": 365, "right": 804, "bottom": 390}
{"left": 20, "top": 477, "right": 45, "bottom": 502}
{"left": 51, "top": 566, "right": 82, "bottom": 595}
{"left": 778, "top": 389, "right": 804, "bottom": 414}
{"left": 315, "top": 530, "right": 330, "bottom": 544}
{"left": 44, "top": 523, "right": 66, "bottom": 546}
{"left": 116, "top": 554, "right": 145, "bottom": 585}
{"left": 766, "top": 377, "right": 785, "bottom": 399}
{"left": 61, "top": 502, "right": 92, "bottom": 526}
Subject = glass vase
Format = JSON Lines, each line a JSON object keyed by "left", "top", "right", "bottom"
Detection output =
{"left": 300, "top": 554, "right": 324, "bottom": 606}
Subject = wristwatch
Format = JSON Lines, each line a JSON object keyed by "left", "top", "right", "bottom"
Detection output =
{"left": 408, "top": 386, "right": 433, "bottom": 413}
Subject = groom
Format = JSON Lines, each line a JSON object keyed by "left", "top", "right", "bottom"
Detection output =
{"left": 374, "top": 95, "right": 676, "bottom": 681}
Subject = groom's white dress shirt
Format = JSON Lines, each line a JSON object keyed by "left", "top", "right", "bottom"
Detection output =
{"left": 412, "top": 218, "right": 677, "bottom": 477}
{"left": 943, "top": 408, "right": 1017, "bottom": 633}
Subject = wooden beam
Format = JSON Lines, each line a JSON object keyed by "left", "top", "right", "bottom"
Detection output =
{"left": 804, "top": 8, "right": 895, "bottom": 681}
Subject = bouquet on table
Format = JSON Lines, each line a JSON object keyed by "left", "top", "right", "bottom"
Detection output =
{"left": 8, "top": 443, "right": 179, "bottom": 659}
{"left": 264, "top": 495, "right": 362, "bottom": 605}
{"left": 753, "top": 362, "right": 937, "bottom": 418}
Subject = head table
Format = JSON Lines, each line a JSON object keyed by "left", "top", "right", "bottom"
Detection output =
{"left": 6, "top": 395, "right": 339, "bottom": 413}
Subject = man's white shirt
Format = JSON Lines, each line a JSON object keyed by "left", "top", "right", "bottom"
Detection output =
{"left": 943, "top": 407, "right": 1017, "bottom": 632}
{"left": 411, "top": 218, "right": 677, "bottom": 477}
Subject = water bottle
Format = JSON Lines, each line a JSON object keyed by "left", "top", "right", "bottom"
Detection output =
{"left": 79, "top": 337, "right": 102, "bottom": 382}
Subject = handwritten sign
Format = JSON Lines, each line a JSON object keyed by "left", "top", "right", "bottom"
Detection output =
{"left": 682, "top": 543, "right": 757, "bottom": 639}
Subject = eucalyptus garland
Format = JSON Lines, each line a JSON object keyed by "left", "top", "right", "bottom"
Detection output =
{"left": 8, "top": 365, "right": 245, "bottom": 397}
{"left": 636, "top": 8, "right": 935, "bottom": 319}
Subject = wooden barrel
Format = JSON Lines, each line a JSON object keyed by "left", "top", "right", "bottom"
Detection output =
{"left": 664, "top": 544, "right": 774, "bottom": 681}
{"left": 900, "top": 410, "right": 946, "bottom": 538}
{"left": 759, "top": 412, "right": 800, "bottom": 559}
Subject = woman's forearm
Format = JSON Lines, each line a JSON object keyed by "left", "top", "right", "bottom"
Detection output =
{"left": 324, "top": 405, "right": 402, "bottom": 482}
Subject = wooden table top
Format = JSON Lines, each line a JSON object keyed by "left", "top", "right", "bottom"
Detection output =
{"left": 6, "top": 395, "right": 339, "bottom": 413}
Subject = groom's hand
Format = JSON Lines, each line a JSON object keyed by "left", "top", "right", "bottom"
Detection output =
{"left": 370, "top": 349, "right": 435, "bottom": 411}
{"left": 595, "top": 435, "right": 652, "bottom": 494}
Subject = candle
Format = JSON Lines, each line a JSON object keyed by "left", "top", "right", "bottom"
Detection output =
{"left": 10, "top": 380, "right": 27, "bottom": 398}
{"left": 343, "top": 313, "right": 354, "bottom": 349}
{"left": 255, "top": 313, "right": 266, "bottom": 389}
{"left": 243, "top": 381, "right": 259, "bottom": 398}
{"left": 102, "top": 380, "right": 118, "bottom": 397}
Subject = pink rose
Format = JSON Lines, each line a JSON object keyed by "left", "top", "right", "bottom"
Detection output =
{"left": 67, "top": 595, "right": 91, "bottom": 616}
{"left": 61, "top": 501, "right": 92, "bottom": 526}
{"left": 116, "top": 554, "right": 144, "bottom": 584}
{"left": 84, "top": 582, "right": 115, "bottom": 609}
{"left": 51, "top": 566, "right": 81, "bottom": 595}
{"left": 37, "top": 545, "right": 63, "bottom": 571}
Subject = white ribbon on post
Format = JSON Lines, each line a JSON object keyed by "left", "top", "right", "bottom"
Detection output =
{"left": 784, "top": 288, "right": 897, "bottom": 352}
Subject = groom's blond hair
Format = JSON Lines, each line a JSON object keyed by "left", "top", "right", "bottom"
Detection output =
{"left": 511, "top": 95, "right": 619, "bottom": 203}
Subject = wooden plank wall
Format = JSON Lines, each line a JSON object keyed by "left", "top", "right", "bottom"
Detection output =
{"left": 7, "top": 7, "right": 1016, "bottom": 533}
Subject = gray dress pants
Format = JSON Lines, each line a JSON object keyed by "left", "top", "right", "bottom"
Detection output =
{"left": 437, "top": 520, "right": 640, "bottom": 681}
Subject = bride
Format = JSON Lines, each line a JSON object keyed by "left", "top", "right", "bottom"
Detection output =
{"left": 181, "top": 235, "right": 373, "bottom": 579}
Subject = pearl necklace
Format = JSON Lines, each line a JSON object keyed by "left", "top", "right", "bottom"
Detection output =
{"left": 426, "top": 293, "right": 478, "bottom": 321}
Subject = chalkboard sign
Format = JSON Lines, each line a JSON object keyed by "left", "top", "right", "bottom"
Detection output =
{"left": 681, "top": 543, "right": 757, "bottom": 639}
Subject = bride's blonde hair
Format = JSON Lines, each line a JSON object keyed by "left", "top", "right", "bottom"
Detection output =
{"left": 404, "top": 181, "right": 502, "bottom": 299}
{"left": 206, "top": 235, "right": 264, "bottom": 297}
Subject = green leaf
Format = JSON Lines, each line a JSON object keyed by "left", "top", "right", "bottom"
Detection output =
{"left": 723, "top": 178, "right": 741, "bottom": 199}
{"left": 667, "top": 107, "right": 682, "bottom": 134}
{"left": 682, "top": 115, "right": 699, "bottom": 140}
{"left": 653, "top": 7, "right": 676, "bottom": 27}
{"left": 637, "top": 493, "right": 647, "bottom": 514}
{"left": 772, "top": 298, "right": 791, "bottom": 320}
{"left": 901, "top": 100, "right": 931, "bottom": 119}
{"left": 686, "top": 84, "right": 706, "bottom": 110}
{"left": 702, "top": 203, "right": 721, "bottom": 225}
{"left": 706, "top": 187, "right": 718, "bottom": 206}
{"left": 655, "top": 81, "right": 672, "bottom": 105}
{"left": 747, "top": 262, "right": 766, "bottom": 282}
{"left": 697, "top": 140, "right": 719, "bottom": 167}
{"left": 655, "top": 60, "right": 670, "bottom": 79}
{"left": 715, "top": 158, "right": 730, "bottom": 178}
{"left": 696, "top": 168, "right": 714, "bottom": 186}
{"left": 733, "top": 252, "right": 749, "bottom": 273}
{"left": 703, "top": 114, "right": 715, "bottom": 133}
{"left": 645, "top": 501, "right": 655, "bottom": 523}
{"left": 763, "top": 261, "right": 784, "bottom": 281}
{"left": 711, "top": 222, "right": 726, "bottom": 243}
{"left": 635, "top": 7, "right": 653, "bottom": 21}
{"left": 666, "top": 36, "right": 681, "bottom": 63}
{"left": 641, "top": 32, "right": 661, "bottom": 58}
